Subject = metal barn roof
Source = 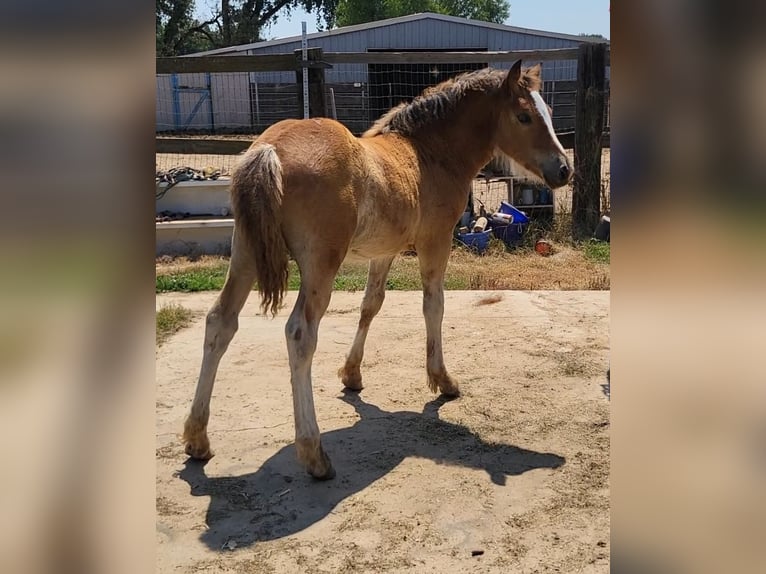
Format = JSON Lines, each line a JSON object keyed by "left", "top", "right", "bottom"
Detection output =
{"left": 193, "top": 12, "right": 604, "bottom": 56}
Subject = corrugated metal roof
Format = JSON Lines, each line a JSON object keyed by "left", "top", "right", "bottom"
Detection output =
{"left": 192, "top": 12, "right": 605, "bottom": 56}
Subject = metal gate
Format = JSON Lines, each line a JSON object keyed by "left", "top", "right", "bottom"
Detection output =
{"left": 171, "top": 73, "right": 214, "bottom": 131}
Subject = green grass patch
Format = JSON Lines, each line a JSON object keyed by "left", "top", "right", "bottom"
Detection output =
{"left": 156, "top": 303, "right": 194, "bottom": 346}
{"left": 156, "top": 242, "right": 611, "bottom": 293}
{"left": 155, "top": 259, "right": 427, "bottom": 293}
{"left": 156, "top": 262, "right": 229, "bottom": 292}
{"left": 583, "top": 241, "right": 610, "bottom": 264}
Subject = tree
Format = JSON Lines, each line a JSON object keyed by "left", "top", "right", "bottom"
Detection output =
{"left": 157, "top": 0, "right": 222, "bottom": 56}
{"left": 578, "top": 33, "right": 609, "bottom": 42}
{"left": 332, "top": 0, "right": 510, "bottom": 27}
{"left": 156, "top": 0, "right": 512, "bottom": 56}
{"left": 227, "top": 0, "right": 339, "bottom": 45}
{"left": 433, "top": 0, "right": 510, "bottom": 23}
{"left": 157, "top": 1, "right": 340, "bottom": 56}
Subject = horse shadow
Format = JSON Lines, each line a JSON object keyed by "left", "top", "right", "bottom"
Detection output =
{"left": 177, "top": 391, "right": 565, "bottom": 550}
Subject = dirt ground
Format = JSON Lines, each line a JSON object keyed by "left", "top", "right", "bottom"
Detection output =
{"left": 156, "top": 290, "right": 610, "bottom": 573}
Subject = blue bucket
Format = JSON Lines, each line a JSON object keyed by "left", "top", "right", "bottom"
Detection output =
{"left": 498, "top": 201, "right": 530, "bottom": 223}
{"left": 492, "top": 223, "right": 528, "bottom": 247}
{"left": 457, "top": 229, "right": 492, "bottom": 254}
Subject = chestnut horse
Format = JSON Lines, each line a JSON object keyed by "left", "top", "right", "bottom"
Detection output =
{"left": 183, "top": 60, "right": 572, "bottom": 479}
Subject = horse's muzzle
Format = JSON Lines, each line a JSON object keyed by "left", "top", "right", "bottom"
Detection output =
{"left": 543, "top": 155, "right": 574, "bottom": 189}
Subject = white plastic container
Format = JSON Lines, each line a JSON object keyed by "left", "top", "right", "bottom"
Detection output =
{"left": 472, "top": 217, "right": 488, "bottom": 232}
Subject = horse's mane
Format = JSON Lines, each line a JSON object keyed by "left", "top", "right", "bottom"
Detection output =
{"left": 363, "top": 66, "right": 541, "bottom": 138}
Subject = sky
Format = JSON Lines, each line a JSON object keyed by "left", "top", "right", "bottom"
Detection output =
{"left": 195, "top": 1, "right": 610, "bottom": 41}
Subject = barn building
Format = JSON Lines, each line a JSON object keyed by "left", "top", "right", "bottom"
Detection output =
{"left": 156, "top": 12, "right": 609, "bottom": 134}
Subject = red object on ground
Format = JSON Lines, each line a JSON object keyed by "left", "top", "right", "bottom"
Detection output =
{"left": 535, "top": 239, "right": 553, "bottom": 256}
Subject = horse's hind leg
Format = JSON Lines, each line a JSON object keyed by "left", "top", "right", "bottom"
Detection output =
{"left": 183, "top": 231, "right": 256, "bottom": 459}
{"left": 417, "top": 240, "right": 460, "bottom": 397}
{"left": 285, "top": 258, "right": 341, "bottom": 479}
{"left": 339, "top": 256, "right": 394, "bottom": 390}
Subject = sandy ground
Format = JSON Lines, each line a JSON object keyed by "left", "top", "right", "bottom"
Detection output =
{"left": 156, "top": 290, "right": 610, "bottom": 573}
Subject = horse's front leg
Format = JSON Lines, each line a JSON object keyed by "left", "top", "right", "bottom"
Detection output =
{"left": 417, "top": 239, "right": 460, "bottom": 397}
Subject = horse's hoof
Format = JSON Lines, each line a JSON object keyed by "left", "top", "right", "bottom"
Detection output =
{"left": 184, "top": 441, "right": 214, "bottom": 460}
{"left": 299, "top": 440, "right": 336, "bottom": 480}
{"left": 183, "top": 418, "right": 214, "bottom": 460}
{"left": 338, "top": 366, "right": 363, "bottom": 391}
{"left": 441, "top": 385, "right": 461, "bottom": 399}
{"left": 428, "top": 372, "right": 460, "bottom": 397}
{"left": 309, "top": 462, "right": 336, "bottom": 481}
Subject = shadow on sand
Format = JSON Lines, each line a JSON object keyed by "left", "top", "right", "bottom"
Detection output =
{"left": 177, "top": 391, "right": 565, "bottom": 549}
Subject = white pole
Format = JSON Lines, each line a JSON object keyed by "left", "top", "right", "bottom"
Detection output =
{"left": 301, "top": 21, "right": 309, "bottom": 119}
{"left": 330, "top": 87, "right": 337, "bottom": 119}
{"left": 254, "top": 80, "right": 260, "bottom": 124}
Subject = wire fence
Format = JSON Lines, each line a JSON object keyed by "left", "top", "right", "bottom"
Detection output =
{"left": 156, "top": 66, "right": 609, "bottom": 136}
{"left": 156, "top": 49, "right": 610, "bottom": 215}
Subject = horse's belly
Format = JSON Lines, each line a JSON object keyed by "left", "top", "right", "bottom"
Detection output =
{"left": 347, "top": 218, "right": 414, "bottom": 260}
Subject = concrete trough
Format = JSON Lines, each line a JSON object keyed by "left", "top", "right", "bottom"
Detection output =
{"left": 156, "top": 218, "right": 234, "bottom": 257}
{"left": 156, "top": 179, "right": 234, "bottom": 256}
{"left": 156, "top": 179, "right": 231, "bottom": 217}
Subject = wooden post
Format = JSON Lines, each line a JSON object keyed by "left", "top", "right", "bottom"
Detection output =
{"left": 295, "top": 47, "right": 326, "bottom": 118}
{"left": 572, "top": 42, "right": 607, "bottom": 240}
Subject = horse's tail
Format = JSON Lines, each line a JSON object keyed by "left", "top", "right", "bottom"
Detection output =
{"left": 230, "top": 143, "right": 288, "bottom": 316}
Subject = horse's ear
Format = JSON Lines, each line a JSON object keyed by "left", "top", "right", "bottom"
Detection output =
{"left": 503, "top": 60, "right": 523, "bottom": 94}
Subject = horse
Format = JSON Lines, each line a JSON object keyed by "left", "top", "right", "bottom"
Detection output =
{"left": 182, "top": 60, "right": 573, "bottom": 480}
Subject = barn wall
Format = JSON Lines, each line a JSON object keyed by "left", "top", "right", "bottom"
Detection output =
{"left": 248, "top": 19, "right": 586, "bottom": 84}
{"left": 159, "top": 17, "right": 607, "bottom": 133}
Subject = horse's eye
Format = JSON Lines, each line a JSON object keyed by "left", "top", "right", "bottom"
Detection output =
{"left": 517, "top": 112, "right": 532, "bottom": 124}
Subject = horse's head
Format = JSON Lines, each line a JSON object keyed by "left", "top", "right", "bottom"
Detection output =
{"left": 494, "top": 60, "right": 573, "bottom": 189}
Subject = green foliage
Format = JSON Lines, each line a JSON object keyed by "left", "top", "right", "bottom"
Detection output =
{"left": 333, "top": 0, "right": 510, "bottom": 27}
{"left": 157, "top": 0, "right": 220, "bottom": 56}
{"left": 156, "top": 263, "right": 228, "bottom": 292}
{"left": 156, "top": 1, "right": 341, "bottom": 56}
{"left": 583, "top": 241, "right": 610, "bottom": 264}
{"left": 156, "top": 0, "right": 513, "bottom": 55}
{"left": 433, "top": 0, "right": 510, "bottom": 23}
{"left": 155, "top": 260, "right": 422, "bottom": 293}
{"left": 578, "top": 33, "right": 609, "bottom": 42}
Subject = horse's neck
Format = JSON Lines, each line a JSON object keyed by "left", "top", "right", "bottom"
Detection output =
{"left": 416, "top": 102, "right": 499, "bottom": 180}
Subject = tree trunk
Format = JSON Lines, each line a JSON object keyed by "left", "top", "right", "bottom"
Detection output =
{"left": 222, "top": 0, "right": 232, "bottom": 45}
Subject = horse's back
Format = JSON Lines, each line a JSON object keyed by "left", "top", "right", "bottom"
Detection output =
{"left": 257, "top": 118, "right": 360, "bottom": 171}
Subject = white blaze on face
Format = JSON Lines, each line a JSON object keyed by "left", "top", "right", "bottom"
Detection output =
{"left": 530, "top": 90, "right": 566, "bottom": 155}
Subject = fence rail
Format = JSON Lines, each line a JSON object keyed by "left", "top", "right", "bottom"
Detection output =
{"left": 155, "top": 130, "right": 609, "bottom": 156}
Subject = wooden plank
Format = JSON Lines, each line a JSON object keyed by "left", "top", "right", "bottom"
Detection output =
{"left": 156, "top": 138, "right": 251, "bottom": 155}
{"left": 157, "top": 54, "right": 299, "bottom": 74}
{"left": 324, "top": 48, "right": 581, "bottom": 65}
{"left": 572, "top": 43, "right": 607, "bottom": 240}
{"left": 154, "top": 131, "right": 608, "bottom": 156}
